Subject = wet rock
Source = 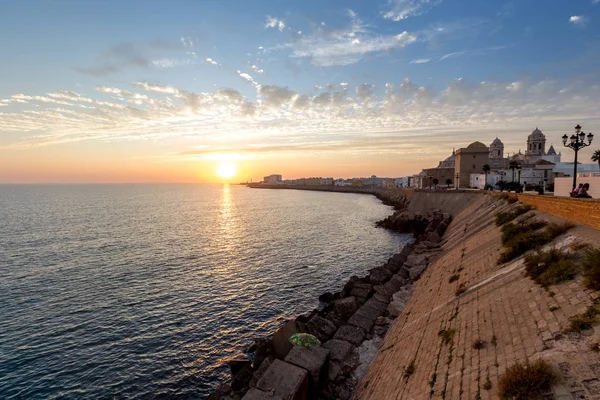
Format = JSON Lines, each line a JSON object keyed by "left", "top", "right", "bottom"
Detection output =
{"left": 307, "top": 314, "right": 337, "bottom": 341}
{"left": 242, "top": 388, "right": 283, "bottom": 400}
{"left": 256, "top": 359, "right": 308, "bottom": 400}
{"left": 208, "top": 383, "right": 232, "bottom": 400}
{"left": 232, "top": 364, "right": 254, "bottom": 391}
{"left": 335, "top": 297, "right": 358, "bottom": 319}
{"left": 348, "top": 313, "right": 375, "bottom": 334}
{"left": 375, "top": 316, "right": 391, "bottom": 325}
{"left": 353, "top": 336, "right": 383, "bottom": 380}
{"left": 318, "top": 292, "right": 336, "bottom": 303}
{"left": 363, "top": 298, "right": 388, "bottom": 315}
{"left": 295, "top": 310, "right": 317, "bottom": 324}
{"left": 341, "top": 276, "right": 361, "bottom": 297}
{"left": 228, "top": 353, "right": 252, "bottom": 377}
{"left": 253, "top": 339, "right": 274, "bottom": 368}
{"left": 249, "top": 356, "right": 274, "bottom": 388}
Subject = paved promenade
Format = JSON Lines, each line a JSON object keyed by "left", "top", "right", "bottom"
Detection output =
{"left": 354, "top": 195, "right": 600, "bottom": 399}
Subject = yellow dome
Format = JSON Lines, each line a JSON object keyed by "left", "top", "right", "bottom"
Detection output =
{"left": 467, "top": 141, "right": 487, "bottom": 149}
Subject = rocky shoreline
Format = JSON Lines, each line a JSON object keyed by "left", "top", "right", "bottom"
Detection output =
{"left": 209, "top": 190, "right": 451, "bottom": 400}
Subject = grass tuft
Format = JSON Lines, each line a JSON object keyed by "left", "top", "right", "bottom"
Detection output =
{"left": 438, "top": 328, "right": 456, "bottom": 345}
{"left": 449, "top": 274, "right": 460, "bottom": 283}
{"left": 582, "top": 248, "right": 600, "bottom": 291}
{"left": 403, "top": 359, "right": 416, "bottom": 381}
{"left": 495, "top": 204, "right": 533, "bottom": 226}
{"left": 567, "top": 304, "right": 600, "bottom": 333}
{"left": 524, "top": 248, "right": 579, "bottom": 288}
{"left": 498, "top": 359, "right": 559, "bottom": 400}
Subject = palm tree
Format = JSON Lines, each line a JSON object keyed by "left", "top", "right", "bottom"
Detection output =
{"left": 592, "top": 149, "right": 600, "bottom": 170}
{"left": 482, "top": 164, "right": 491, "bottom": 189}
{"left": 509, "top": 161, "right": 519, "bottom": 182}
{"left": 445, "top": 178, "right": 452, "bottom": 189}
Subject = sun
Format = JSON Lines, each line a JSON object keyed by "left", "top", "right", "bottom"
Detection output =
{"left": 216, "top": 161, "right": 237, "bottom": 179}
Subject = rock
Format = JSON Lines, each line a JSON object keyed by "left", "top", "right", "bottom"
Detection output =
{"left": 353, "top": 337, "right": 383, "bottom": 380}
{"left": 327, "top": 361, "right": 343, "bottom": 381}
{"left": 373, "top": 325, "right": 389, "bottom": 337}
{"left": 341, "top": 276, "right": 360, "bottom": 297}
{"left": 246, "top": 342, "right": 258, "bottom": 353}
{"left": 375, "top": 316, "right": 391, "bottom": 325}
{"left": 337, "top": 388, "right": 351, "bottom": 400}
{"left": 348, "top": 313, "right": 375, "bottom": 334}
{"left": 396, "top": 266, "right": 410, "bottom": 280}
{"left": 318, "top": 292, "right": 336, "bottom": 303}
{"left": 363, "top": 298, "right": 388, "bottom": 315}
{"left": 373, "top": 292, "right": 389, "bottom": 303}
{"left": 334, "top": 325, "right": 365, "bottom": 347}
{"left": 250, "top": 357, "right": 274, "bottom": 388}
{"left": 334, "top": 297, "right": 358, "bottom": 319}
{"left": 284, "top": 346, "right": 330, "bottom": 389}
{"left": 272, "top": 321, "right": 307, "bottom": 360}
{"left": 256, "top": 359, "right": 308, "bottom": 400}
{"left": 295, "top": 310, "right": 317, "bottom": 324}
{"left": 242, "top": 388, "right": 283, "bottom": 400}
{"left": 349, "top": 284, "right": 372, "bottom": 302}
{"left": 307, "top": 315, "right": 337, "bottom": 341}
{"left": 254, "top": 339, "right": 274, "bottom": 368}
{"left": 368, "top": 266, "right": 393, "bottom": 285}
{"left": 322, "top": 311, "right": 345, "bottom": 328}
{"left": 387, "top": 301, "right": 405, "bottom": 317}
{"left": 208, "top": 383, "right": 232, "bottom": 400}
{"left": 232, "top": 364, "right": 254, "bottom": 391}
{"left": 427, "top": 231, "right": 441, "bottom": 244}
{"left": 409, "top": 264, "right": 428, "bottom": 281}
{"left": 321, "top": 339, "right": 354, "bottom": 362}
{"left": 228, "top": 353, "right": 252, "bottom": 377}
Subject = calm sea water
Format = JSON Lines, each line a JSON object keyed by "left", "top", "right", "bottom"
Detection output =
{"left": 0, "top": 184, "right": 410, "bottom": 399}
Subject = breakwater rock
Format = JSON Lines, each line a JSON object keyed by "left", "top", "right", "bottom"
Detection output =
{"left": 208, "top": 211, "right": 452, "bottom": 400}
{"left": 376, "top": 210, "right": 451, "bottom": 244}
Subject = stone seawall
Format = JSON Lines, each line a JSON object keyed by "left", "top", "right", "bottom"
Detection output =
{"left": 354, "top": 192, "right": 600, "bottom": 399}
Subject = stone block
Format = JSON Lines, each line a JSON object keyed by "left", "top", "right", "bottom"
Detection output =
{"left": 307, "top": 314, "right": 337, "bottom": 341}
{"left": 363, "top": 298, "right": 388, "bottom": 314}
{"left": 334, "top": 325, "right": 365, "bottom": 346}
{"left": 242, "top": 388, "right": 284, "bottom": 400}
{"left": 272, "top": 321, "right": 307, "bottom": 360}
{"left": 284, "top": 346, "right": 330, "bottom": 388}
{"left": 409, "top": 264, "right": 428, "bottom": 280}
{"left": 334, "top": 297, "right": 358, "bottom": 319}
{"left": 387, "top": 301, "right": 405, "bottom": 317}
{"left": 321, "top": 339, "right": 354, "bottom": 362}
{"left": 257, "top": 359, "right": 308, "bottom": 400}
{"left": 348, "top": 313, "right": 375, "bottom": 333}
{"left": 368, "top": 266, "right": 393, "bottom": 285}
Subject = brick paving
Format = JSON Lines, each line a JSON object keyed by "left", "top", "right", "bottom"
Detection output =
{"left": 354, "top": 195, "right": 600, "bottom": 400}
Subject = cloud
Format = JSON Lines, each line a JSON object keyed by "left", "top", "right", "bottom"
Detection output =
{"left": 237, "top": 71, "right": 259, "bottom": 87}
{"left": 75, "top": 41, "right": 196, "bottom": 76}
{"left": 265, "top": 16, "right": 286, "bottom": 31}
{"left": 205, "top": 58, "right": 219, "bottom": 66}
{"left": 383, "top": 0, "right": 443, "bottom": 21}
{"left": 278, "top": 12, "right": 417, "bottom": 66}
{"left": 569, "top": 15, "right": 587, "bottom": 25}
{"left": 3, "top": 77, "right": 600, "bottom": 167}
{"left": 250, "top": 64, "right": 264, "bottom": 74}
{"left": 410, "top": 58, "right": 431, "bottom": 64}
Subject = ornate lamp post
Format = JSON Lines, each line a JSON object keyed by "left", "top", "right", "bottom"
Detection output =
{"left": 427, "top": 174, "right": 433, "bottom": 189}
{"left": 562, "top": 125, "right": 594, "bottom": 194}
{"left": 516, "top": 163, "right": 522, "bottom": 193}
{"left": 455, "top": 172, "right": 460, "bottom": 190}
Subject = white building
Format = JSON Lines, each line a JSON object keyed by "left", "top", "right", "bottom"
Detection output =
{"left": 263, "top": 174, "right": 283, "bottom": 184}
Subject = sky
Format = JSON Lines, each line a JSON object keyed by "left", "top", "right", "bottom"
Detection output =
{"left": 1, "top": 0, "right": 600, "bottom": 183}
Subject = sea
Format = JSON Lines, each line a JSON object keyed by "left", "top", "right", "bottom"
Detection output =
{"left": 0, "top": 184, "right": 411, "bottom": 399}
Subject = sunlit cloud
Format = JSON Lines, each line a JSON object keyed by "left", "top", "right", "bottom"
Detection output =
{"left": 410, "top": 58, "right": 431, "bottom": 64}
{"left": 205, "top": 58, "right": 219, "bottom": 66}
{"left": 569, "top": 15, "right": 587, "bottom": 26}
{"left": 383, "top": 0, "right": 443, "bottom": 21}
{"left": 265, "top": 16, "right": 286, "bottom": 31}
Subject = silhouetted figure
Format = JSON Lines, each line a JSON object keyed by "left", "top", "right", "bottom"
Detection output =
{"left": 576, "top": 183, "right": 592, "bottom": 198}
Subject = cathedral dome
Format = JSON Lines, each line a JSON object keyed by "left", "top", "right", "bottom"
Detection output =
{"left": 467, "top": 141, "right": 487, "bottom": 149}
{"left": 528, "top": 127, "right": 545, "bottom": 140}
{"left": 490, "top": 137, "right": 503, "bottom": 147}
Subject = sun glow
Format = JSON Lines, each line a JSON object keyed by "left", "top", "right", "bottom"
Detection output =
{"left": 216, "top": 161, "right": 237, "bottom": 179}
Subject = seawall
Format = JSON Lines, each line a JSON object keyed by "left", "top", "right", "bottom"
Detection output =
{"left": 354, "top": 192, "right": 600, "bottom": 399}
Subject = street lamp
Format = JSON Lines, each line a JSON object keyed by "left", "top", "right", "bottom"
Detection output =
{"left": 516, "top": 163, "right": 522, "bottom": 193}
{"left": 455, "top": 173, "right": 460, "bottom": 190}
{"left": 562, "top": 124, "right": 594, "bottom": 194}
{"left": 427, "top": 174, "right": 433, "bottom": 189}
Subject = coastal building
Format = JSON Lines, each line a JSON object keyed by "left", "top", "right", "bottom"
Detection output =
{"left": 263, "top": 174, "right": 283, "bottom": 184}
{"left": 455, "top": 142, "right": 490, "bottom": 188}
{"left": 420, "top": 150, "right": 456, "bottom": 189}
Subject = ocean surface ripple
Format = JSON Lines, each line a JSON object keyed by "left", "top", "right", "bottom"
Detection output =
{"left": 0, "top": 184, "right": 411, "bottom": 399}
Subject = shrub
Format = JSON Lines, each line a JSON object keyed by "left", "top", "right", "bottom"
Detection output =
{"left": 501, "top": 220, "right": 546, "bottom": 245}
{"left": 495, "top": 204, "right": 533, "bottom": 226}
{"left": 567, "top": 304, "right": 600, "bottom": 333}
{"left": 439, "top": 328, "right": 456, "bottom": 345}
{"left": 545, "top": 222, "right": 575, "bottom": 238}
{"left": 524, "top": 248, "right": 579, "bottom": 288}
{"left": 582, "top": 248, "right": 600, "bottom": 290}
{"left": 449, "top": 274, "right": 460, "bottom": 283}
{"left": 498, "top": 359, "right": 559, "bottom": 399}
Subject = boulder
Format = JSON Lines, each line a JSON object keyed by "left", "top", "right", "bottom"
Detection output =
{"left": 256, "top": 359, "right": 308, "bottom": 400}
{"left": 334, "top": 297, "right": 358, "bottom": 319}
{"left": 208, "top": 383, "right": 232, "bottom": 400}
{"left": 334, "top": 325, "right": 365, "bottom": 347}
{"left": 250, "top": 356, "right": 275, "bottom": 388}
{"left": 272, "top": 320, "right": 307, "bottom": 360}
{"left": 375, "top": 316, "right": 391, "bottom": 326}
{"left": 348, "top": 313, "right": 375, "bottom": 334}
{"left": 284, "top": 346, "right": 331, "bottom": 388}
{"left": 242, "top": 388, "right": 283, "bottom": 400}
{"left": 318, "top": 292, "right": 336, "bottom": 303}
{"left": 228, "top": 353, "right": 252, "bottom": 377}
{"left": 427, "top": 231, "right": 441, "bottom": 244}
{"left": 368, "top": 266, "right": 393, "bottom": 285}
{"left": 253, "top": 339, "right": 274, "bottom": 368}
{"left": 387, "top": 301, "right": 405, "bottom": 317}
{"left": 409, "top": 264, "right": 428, "bottom": 281}
{"left": 321, "top": 339, "right": 354, "bottom": 362}
{"left": 232, "top": 364, "right": 254, "bottom": 391}
{"left": 307, "top": 315, "right": 337, "bottom": 341}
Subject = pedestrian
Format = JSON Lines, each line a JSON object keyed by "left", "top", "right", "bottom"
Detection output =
{"left": 576, "top": 183, "right": 592, "bottom": 198}
{"left": 572, "top": 183, "right": 583, "bottom": 197}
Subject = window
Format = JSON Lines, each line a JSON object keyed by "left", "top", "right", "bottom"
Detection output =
{"left": 473, "top": 164, "right": 476, "bottom": 169}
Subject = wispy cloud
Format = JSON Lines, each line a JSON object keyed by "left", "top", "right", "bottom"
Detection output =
{"left": 383, "top": 0, "right": 443, "bottom": 21}
{"left": 275, "top": 11, "right": 417, "bottom": 66}
{"left": 409, "top": 58, "right": 431, "bottom": 64}
{"left": 205, "top": 58, "right": 219, "bottom": 66}
{"left": 265, "top": 16, "right": 286, "bottom": 31}
{"left": 569, "top": 15, "right": 587, "bottom": 26}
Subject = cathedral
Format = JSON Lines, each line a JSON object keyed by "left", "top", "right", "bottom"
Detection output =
{"left": 489, "top": 128, "right": 561, "bottom": 171}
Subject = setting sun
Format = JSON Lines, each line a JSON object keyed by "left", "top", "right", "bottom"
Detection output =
{"left": 216, "top": 162, "right": 237, "bottom": 179}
